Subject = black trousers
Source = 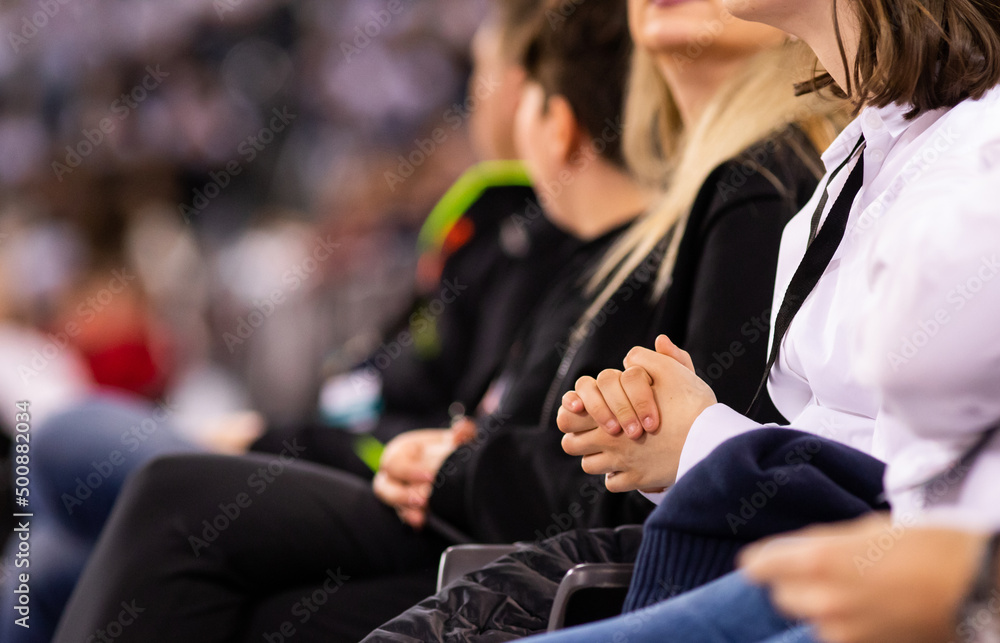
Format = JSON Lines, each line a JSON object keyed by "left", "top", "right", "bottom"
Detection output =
{"left": 52, "top": 453, "right": 451, "bottom": 643}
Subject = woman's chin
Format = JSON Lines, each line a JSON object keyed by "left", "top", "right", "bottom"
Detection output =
{"left": 641, "top": 32, "right": 710, "bottom": 59}
{"left": 635, "top": 14, "right": 720, "bottom": 56}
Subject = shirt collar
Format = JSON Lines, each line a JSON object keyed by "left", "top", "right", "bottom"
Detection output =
{"left": 820, "top": 113, "right": 864, "bottom": 172}
{"left": 859, "top": 102, "right": 913, "bottom": 141}
{"left": 820, "top": 100, "right": 933, "bottom": 173}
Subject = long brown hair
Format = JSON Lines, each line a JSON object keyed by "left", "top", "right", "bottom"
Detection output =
{"left": 801, "top": 0, "right": 1000, "bottom": 117}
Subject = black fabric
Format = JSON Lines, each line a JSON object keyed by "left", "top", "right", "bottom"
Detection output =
{"left": 0, "top": 432, "right": 12, "bottom": 552}
{"left": 245, "top": 573, "right": 440, "bottom": 643}
{"left": 920, "top": 423, "right": 1000, "bottom": 494}
{"left": 749, "top": 149, "right": 865, "bottom": 415}
{"left": 52, "top": 454, "right": 451, "bottom": 643}
{"left": 363, "top": 526, "right": 644, "bottom": 643}
{"left": 429, "top": 127, "right": 823, "bottom": 544}
{"left": 624, "top": 429, "right": 889, "bottom": 610}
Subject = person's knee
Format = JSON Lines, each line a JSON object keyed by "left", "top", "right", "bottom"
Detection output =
{"left": 122, "top": 454, "right": 217, "bottom": 508}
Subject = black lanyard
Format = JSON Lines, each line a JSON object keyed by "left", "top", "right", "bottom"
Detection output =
{"left": 746, "top": 133, "right": 999, "bottom": 499}
{"left": 746, "top": 136, "right": 866, "bottom": 417}
{"left": 917, "top": 424, "right": 1000, "bottom": 503}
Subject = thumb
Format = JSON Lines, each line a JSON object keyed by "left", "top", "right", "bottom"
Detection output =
{"left": 655, "top": 335, "right": 695, "bottom": 372}
{"left": 450, "top": 418, "right": 477, "bottom": 446}
{"left": 382, "top": 443, "right": 434, "bottom": 483}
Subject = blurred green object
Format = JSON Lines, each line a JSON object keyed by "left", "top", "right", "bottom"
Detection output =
{"left": 354, "top": 434, "right": 386, "bottom": 472}
{"left": 416, "top": 160, "right": 532, "bottom": 253}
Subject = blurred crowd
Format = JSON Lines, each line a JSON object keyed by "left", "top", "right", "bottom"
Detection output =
{"left": 0, "top": 0, "right": 487, "bottom": 433}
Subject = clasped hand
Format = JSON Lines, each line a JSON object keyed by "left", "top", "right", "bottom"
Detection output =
{"left": 372, "top": 419, "right": 475, "bottom": 528}
{"left": 557, "top": 335, "right": 717, "bottom": 493}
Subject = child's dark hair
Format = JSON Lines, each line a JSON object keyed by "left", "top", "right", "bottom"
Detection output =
{"left": 492, "top": 0, "right": 545, "bottom": 63}
{"left": 521, "top": 0, "right": 632, "bottom": 168}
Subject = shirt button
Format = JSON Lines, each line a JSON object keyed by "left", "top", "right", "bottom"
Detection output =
{"left": 863, "top": 110, "right": 886, "bottom": 131}
{"left": 869, "top": 149, "right": 885, "bottom": 164}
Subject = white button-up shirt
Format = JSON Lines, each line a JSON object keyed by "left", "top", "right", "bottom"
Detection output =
{"left": 672, "top": 85, "right": 1000, "bottom": 530}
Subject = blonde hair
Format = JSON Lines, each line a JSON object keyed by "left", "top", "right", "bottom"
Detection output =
{"left": 578, "top": 41, "right": 845, "bottom": 329}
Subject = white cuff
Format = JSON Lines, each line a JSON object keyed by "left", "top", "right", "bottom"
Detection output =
{"left": 675, "top": 403, "right": 763, "bottom": 482}
{"left": 639, "top": 489, "right": 668, "bottom": 506}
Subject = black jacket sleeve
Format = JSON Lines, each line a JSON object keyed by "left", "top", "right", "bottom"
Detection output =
{"left": 681, "top": 165, "right": 796, "bottom": 423}
{"left": 429, "top": 416, "right": 653, "bottom": 544}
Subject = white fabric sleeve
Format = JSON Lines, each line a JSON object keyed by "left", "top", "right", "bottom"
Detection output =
{"left": 638, "top": 489, "right": 668, "bottom": 506}
{"left": 852, "top": 158, "right": 1000, "bottom": 527}
{"left": 854, "top": 173, "right": 1000, "bottom": 444}
{"left": 675, "top": 403, "right": 764, "bottom": 482}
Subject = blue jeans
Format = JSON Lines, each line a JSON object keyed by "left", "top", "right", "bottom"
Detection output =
{"left": 1, "top": 394, "right": 198, "bottom": 643}
{"left": 522, "top": 572, "right": 817, "bottom": 643}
